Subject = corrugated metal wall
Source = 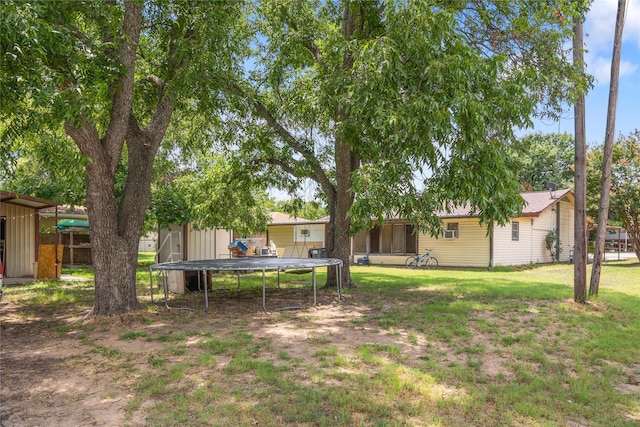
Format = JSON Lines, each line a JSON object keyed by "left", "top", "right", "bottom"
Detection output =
{"left": 187, "top": 226, "right": 232, "bottom": 260}
{"left": 2, "top": 204, "right": 36, "bottom": 277}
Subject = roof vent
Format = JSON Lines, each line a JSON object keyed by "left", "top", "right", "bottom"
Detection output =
{"left": 544, "top": 182, "right": 557, "bottom": 199}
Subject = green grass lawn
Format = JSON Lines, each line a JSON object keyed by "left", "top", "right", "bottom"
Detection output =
{"left": 2, "top": 259, "right": 639, "bottom": 426}
{"left": 137, "top": 251, "right": 157, "bottom": 267}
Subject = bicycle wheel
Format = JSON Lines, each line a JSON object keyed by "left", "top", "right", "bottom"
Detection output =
{"left": 405, "top": 256, "right": 418, "bottom": 268}
{"left": 425, "top": 256, "right": 438, "bottom": 269}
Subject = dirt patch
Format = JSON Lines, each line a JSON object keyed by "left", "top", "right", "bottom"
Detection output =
{"left": 1, "top": 288, "right": 638, "bottom": 426}
{"left": 0, "top": 284, "right": 433, "bottom": 427}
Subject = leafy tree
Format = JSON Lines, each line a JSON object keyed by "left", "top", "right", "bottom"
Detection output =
{"left": 1, "top": 0, "right": 249, "bottom": 316}
{"left": 586, "top": 131, "right": 640, "bottom": 261}
{"left": 0, "top": 125, "right": 86, "bottom": 206}
{"left": 510, "top": 133, "right": 575, "bottom": 191}
{"left": 227, "top": 0, "right": 590, "bottom": 288}
{"left": 180, "top": 154, "right": 271, "bottom": 236}
{"left": 272, "top": 198, "right": 328, "bottom": 221}
{"left": 147, "top": 145, "right": 271, "bottom": 235}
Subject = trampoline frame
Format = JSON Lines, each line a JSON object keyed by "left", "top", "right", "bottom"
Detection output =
{"left": 149, "top": 257, "right": 343, "bottom": 311}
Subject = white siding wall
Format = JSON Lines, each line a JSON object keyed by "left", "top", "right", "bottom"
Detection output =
{"left": 531, "top": 208, "right": 557, "bottom": 264}
{"left": 493, "top": 218, "right": 534, "bottom": 266}
{"left": 558, "top": 199, "right": 575, "bottom": 262}
{"left": 3, "top": 205, "right": 36, "bottom": 277}
{"left": 496, "top": 204, "right": 572, "bottom": 266}
{"left": 351, "top": 197, "right": 575, "bottom": 268}
{"left": 187, "top": 226, "right": 232, "bottom": 260}
{"left": 418, "top": 218, "right": 490, "bottom": 268}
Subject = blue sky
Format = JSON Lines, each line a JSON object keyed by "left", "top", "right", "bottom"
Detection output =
{"left": 530, "top": 0, "right": 640, "bottom": 145}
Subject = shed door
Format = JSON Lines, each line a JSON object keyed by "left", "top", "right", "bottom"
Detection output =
{"left": 0, "top": 217, "right": 5, "bottom": 272}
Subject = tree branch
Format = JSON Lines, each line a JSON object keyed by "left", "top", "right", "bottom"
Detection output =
{"left": 254, "top": 157, "right": 297, "bottom": 177}
{"left": 64, "top": 118, "right": 101, "bottom": 159}
{"left": 102, "top": 0, "right": 142, "bottom": 173}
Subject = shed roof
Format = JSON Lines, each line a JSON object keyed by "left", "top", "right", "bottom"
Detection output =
{"left": 0, "top": 190, "right": 60, "bottom": 210}
{"left": 39, "top": 204, "right": 88, "bottom": 218}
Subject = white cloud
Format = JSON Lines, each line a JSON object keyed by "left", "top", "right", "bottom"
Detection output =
{"left": 588, "top": 55, "right": 639, "bottom": 85}
{"left": 585, "top": 0, "right": 640, "bottom": 51}
{"left": 584, "top": 0, "right": 640, "bottom": 85}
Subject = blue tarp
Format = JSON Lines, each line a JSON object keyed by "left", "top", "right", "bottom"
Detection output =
{"left": 228, "top": 241, "right": 248, "bottom": 252}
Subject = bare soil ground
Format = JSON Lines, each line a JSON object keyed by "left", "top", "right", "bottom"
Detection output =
{"left": 1, "top": 289, "right": 370, "bottom": 426}
{"left": 2, "top": 283, "right": 639, "bottom": 426}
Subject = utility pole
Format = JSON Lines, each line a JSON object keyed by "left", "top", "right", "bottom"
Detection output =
{"left": 573, "top": 18, "right": 587, "bottom": 304}
{"left": 590, "top": 0, "right": 627, "bottom": 296}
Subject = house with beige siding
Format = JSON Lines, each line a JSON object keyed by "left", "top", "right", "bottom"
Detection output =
{"left": 1, "top": 190, "right": 60, "bottom": 278}
{"left": 353, "top": 189, "right": 575, "bottom": 268}
{"left": 266, "top": 212, "right": 329, "bottom": 258}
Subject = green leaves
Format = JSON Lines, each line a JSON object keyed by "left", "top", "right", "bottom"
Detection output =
{"left": 586, "top": 130, "right": 640, "bottom": 259}
{"left": 230, "top": 0, "right": 590, "bottom": 239}
{"left": 510, "top": 133, "right": 576, "bottom": 191}
{"left": 150, "top": 153, "right": 270, "bottom": 236}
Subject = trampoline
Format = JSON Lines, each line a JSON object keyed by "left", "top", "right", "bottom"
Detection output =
{"left": 149, "top": 257, "right": 343, "bottom": 311}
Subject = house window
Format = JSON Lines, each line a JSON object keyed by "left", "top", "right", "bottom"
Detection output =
{"left": 444, "top": 223, "right": 459, "bottom": 239}
{"left": 370, "top": 225, "right": 380, "bottom": 253}
{"left": 512, "top": 221, "right": 519, "bottom": 241}
{"left": 405, "top": 224, "right": 417, "bottom": 254}
{"left": 380, "top": 224, "right": 393, "bottom": 253}
{"left": 353, "top": 232, "right": 366, "bottom": 253}
{"left": 355, "top": 222, "right": 417, "bottom": 254}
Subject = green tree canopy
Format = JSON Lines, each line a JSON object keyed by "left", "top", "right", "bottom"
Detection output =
{"left": 0, "top": 127, "right": 86, "bottom": 206}
{"left": 510, "top": 132, "right": 575, "bottom": 191}
{"left": 270, "top": 198, "right": 328, "bottom": 221}
{"left": 587, "top": 130, "right": 640, "bottom": 260}
{"left": 1, "top": 0, "right": 252, "bottom": 316}
{"left": 223, "top": 0, "right": 591, "bottom": 287}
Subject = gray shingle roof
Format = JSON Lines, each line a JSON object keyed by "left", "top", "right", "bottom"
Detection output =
{"left": 440, "top": 189, "right": 573, "bottom": 218}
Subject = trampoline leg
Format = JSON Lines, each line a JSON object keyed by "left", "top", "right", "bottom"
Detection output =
{"left": 336, "top": 265, "right": 342, "bottom": 301}
{"left": 312, "top": 267, "right": 317, "bottom": 307}
{"left": 237, "top": 272, "right": 241, "bottom": 291}
{"left": 262, "top": 270, "right": 266, "bottom": 311}
{"left": 277, "top": 269, "right": 280, "bottom": 288}
{"left": 149, "top": 267, "right": 153, "bottom": 303}
{"left": 163, "top": 271, "right": 170, "bottom": 309}
{"left": 198, "top": 272, "right": 202, "bottom": 292}
{"left": 204, "top": 269, "right": 209, "bottom": 311}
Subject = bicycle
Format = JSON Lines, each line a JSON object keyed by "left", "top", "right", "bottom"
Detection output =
{"left": 405, "top": 249, "right": 438, "bottom": 269}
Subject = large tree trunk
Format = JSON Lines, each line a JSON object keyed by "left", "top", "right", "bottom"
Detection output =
{"left": 87, "top": 162, "right": 142, "bottom": 315}
{"left": 325, "top": 136, "right": 355, "bottom": 289}
{"left": 590, "top": 0, "right": 627, "bottom": 296}
{"left": 87, "top": 126, "right": 158, "bottom": 316}
{"left": 324, "top": 4, "right": 360, "bottom": 290}
{"left": 64, "top": 0, "right": 176, "bottom": 316}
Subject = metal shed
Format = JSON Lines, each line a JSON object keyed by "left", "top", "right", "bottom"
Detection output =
{"left": 0, "top": 190, "right": 60, "bottom": 278}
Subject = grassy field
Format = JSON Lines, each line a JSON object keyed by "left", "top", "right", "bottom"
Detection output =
{"left": 1, "top": 259, "right": 639, "bottom": 426}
